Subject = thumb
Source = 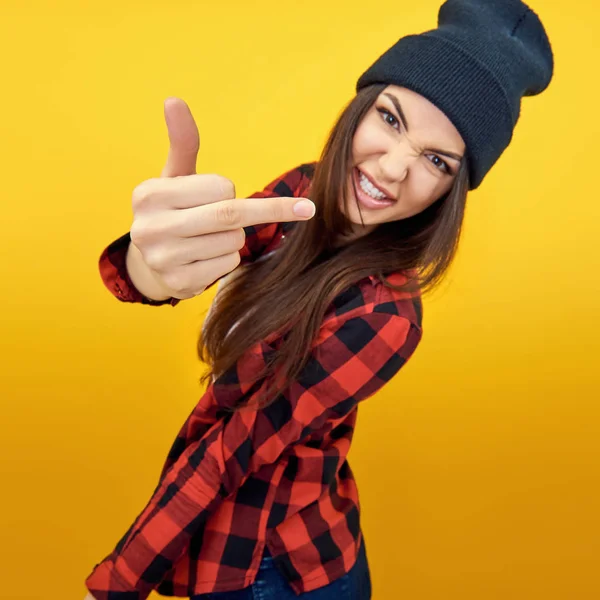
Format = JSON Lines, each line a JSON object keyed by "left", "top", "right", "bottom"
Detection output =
{"left": 161, "top": 97, "right": 200, "bottom": 177}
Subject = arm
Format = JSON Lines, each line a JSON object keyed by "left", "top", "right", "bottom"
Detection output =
{"left": 98, "top": 163, "right": 315, "bottom": 306}
{"left": 85, "top": 304, "right": 420, "bottom": 600}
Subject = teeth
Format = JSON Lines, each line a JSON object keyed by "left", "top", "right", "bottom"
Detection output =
{"left": 359, "top": 172, "right": 387, "bottom": 200}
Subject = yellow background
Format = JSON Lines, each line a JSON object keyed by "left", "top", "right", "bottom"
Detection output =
{"left": 1, "top": 1, "right": 598, "bottom": 598}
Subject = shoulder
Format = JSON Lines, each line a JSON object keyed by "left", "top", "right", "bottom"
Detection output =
{"left": 277, "top": 162, "right": 316, "bottom": 197}
{"left": 312, "top": 273, "right": 423, "bottom": 369}
{"left": 327, "top": 271, "right": 423, "bottom": 333}
{"left": 249, "top": 162, "right": 316, "bottom": 200}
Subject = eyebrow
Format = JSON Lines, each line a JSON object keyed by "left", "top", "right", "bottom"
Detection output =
{"left": 382, "top": 93, "right": 464, "bottom": 162}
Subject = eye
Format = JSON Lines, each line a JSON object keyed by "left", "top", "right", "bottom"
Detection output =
{"left": 377, "top": 106, "right": 455, "bottom": 176}
{"left": 426, "top": 154, "right": 452, "bottom": 174}
{"left": 376, "top": 108, "right": 400, "bottom": 130}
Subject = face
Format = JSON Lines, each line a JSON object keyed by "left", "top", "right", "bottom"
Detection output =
{"left": 341, "top": 85, "right": 466, "bottom": 239}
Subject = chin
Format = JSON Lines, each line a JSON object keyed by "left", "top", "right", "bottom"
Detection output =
{"left": 342, "top": 196, "right": 388, "bottom": 226}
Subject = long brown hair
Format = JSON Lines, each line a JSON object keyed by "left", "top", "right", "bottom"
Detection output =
{"left": 198, "top": 83, "right": 470, "bottom": 409}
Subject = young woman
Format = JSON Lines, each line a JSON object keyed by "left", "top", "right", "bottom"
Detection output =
{"left": 85, "top": 1, "right": 554, "bottom": 598}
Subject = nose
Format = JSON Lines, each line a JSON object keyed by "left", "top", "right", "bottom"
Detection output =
{"left": 378, "top": 140, "right": 419, "bottom": 184}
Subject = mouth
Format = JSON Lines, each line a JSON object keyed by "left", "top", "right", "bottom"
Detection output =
{"left": 352, "top": 168, "right": 397, "bottom": 210}
{"left": 356, "top": 169, "right": 395, "bottom": 200}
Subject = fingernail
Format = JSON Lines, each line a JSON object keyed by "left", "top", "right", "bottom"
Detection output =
{"left": 293, "top": 200, "right": 316, "bottom": 218}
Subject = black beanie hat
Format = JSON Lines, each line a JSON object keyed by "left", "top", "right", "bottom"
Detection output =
{"left": 356, "top": 0, "right": 554, "bottom": 190}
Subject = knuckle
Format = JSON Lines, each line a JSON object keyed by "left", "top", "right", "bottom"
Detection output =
{"left": 215, "top": 200, "right": 241, "bottom": 227}
{"left": 142, "top": 247, "right": 166, "bottom": 270}
{"left": 215, "top": 175, "right": 235, "bottom": 199}
{"left": 130, "top": 216, "right": 159, "bottom": 247}
{"left": 201, "top": 174, "right": 235, "bottom": 200}
{"left": 129, "top": 220, "right": 147, "bottom": 246}
{"left": 131, "top": 179, "right": 155, "bottom": 210}
{"left": 162, "top": 272, "right": 188, "bottom": 294}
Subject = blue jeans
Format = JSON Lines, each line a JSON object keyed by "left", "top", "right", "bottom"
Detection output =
{"left": 190, "top": 538, "right": 371, "bottom": 599}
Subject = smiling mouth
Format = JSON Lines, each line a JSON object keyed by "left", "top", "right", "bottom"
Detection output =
{"left": 350, "top": 168, "right": 397, "bottom": 211}
{"left": 354, "top": 168, "right": 396, "bottom": 202}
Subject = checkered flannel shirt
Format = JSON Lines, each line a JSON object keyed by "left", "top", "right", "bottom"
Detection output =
{"left": 86, "top": 163, "right": 423, "bottom": 599}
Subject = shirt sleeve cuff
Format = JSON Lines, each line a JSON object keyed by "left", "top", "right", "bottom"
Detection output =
{"left": 98, "top": 232, "right": 180, "bottom": 306}
{"left": 86, "top": 558, "right": 148, "bottom": 600}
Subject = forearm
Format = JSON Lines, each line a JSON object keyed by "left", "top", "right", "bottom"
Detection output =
{"left": 125, "top": 241, "right": 173, "bottom": 302}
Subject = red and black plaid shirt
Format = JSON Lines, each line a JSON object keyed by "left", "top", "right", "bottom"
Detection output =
{"left": 86, "top": 163, "right": 423, "bottom": 599}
